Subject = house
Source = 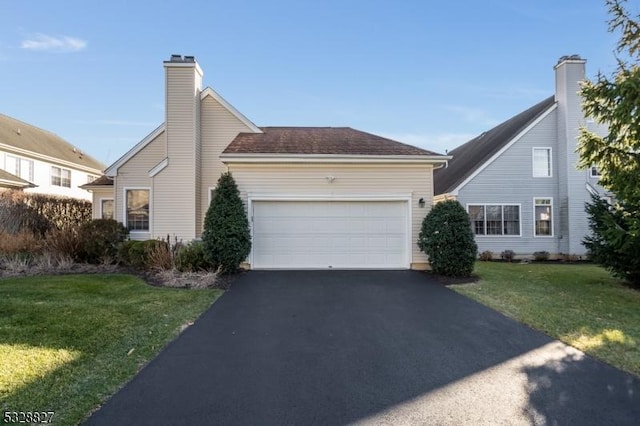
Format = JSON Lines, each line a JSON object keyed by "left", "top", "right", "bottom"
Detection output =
{"left": 0, "top": 113, "right": 104, "bottom": 200}
{"left": 82, "top": 54, "right": 448, "bottom": 270}
{"left": 434, "top": 55, "right": 609, "bottom": 258}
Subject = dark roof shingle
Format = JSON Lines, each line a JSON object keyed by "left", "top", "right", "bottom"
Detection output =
{"left": 79, "top": 175, "right": 113, "bottom": 189}
{"left": 0, "top": 113, "right": 104, "bottom": 171}
{"left": 223, "top": 127, "right": 441, "bottom": 156}
{"left": 434, "top": 96, "right": 556, "bottom": 195}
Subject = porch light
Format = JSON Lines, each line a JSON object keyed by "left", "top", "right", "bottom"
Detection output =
{"left": 418, "top": 197, "right": 426, "bottom": 208}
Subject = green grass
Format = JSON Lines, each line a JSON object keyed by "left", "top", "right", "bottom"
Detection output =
{"left": 451, "top": 262, "right": 640, "bottom": 376}
{"left": 0, "top": 274, "right": 221, "bottom": 425}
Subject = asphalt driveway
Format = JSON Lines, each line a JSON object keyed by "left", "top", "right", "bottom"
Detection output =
{"left": 86, "top": 270, "right": 640, "bottom": 425}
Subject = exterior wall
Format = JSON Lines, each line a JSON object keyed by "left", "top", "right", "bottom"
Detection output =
{"left": 226, "top": 162, "right": 434, "bottom": 269}
{"left": 115, "top": 131, "right": 166, "bottom": 240}
{"left": 456, "top": 110, "right": 561, "bottom": 256}
{"left": 90, "top": 188, "right": 115, "bottom": 219}
{"left": 198, "top": 95, "right": 255, "bottom": 236}
{"left": 0, "top": 148, "right": 100, "bottom": 200}
{"left": 153, "top": 63, "right": 202, "bottom": 241}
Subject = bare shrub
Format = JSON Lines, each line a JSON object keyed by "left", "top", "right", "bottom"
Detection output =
{"left": 151, "top": 269, "right": 218, "bottom": 289}
{"left": 44, "top": 227, "right": 84, "bottom": 260}
{"left": 146, "top": 240, "right": 173, "bottom": 271}
{"left": 0, "top": 230, "right": 42, "bottom": 255}
{"left": 478, "top": 250, "right": 494, "bottom": 261}
{"left": 2, "top": 254, "right": 32, "bottom": 273}
{"left": 501, "top": 250, "right": 516, "bottom": 262}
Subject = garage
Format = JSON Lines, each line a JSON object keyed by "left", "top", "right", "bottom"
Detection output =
{"left": 251, "top": 200, "right": 409, "bottom": 269}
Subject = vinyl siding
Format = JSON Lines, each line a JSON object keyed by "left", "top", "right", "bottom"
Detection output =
{"left": 91, "top": 188, "right": 115, "bottom": 219}
{"left": 456, "top": 110, "right": 561, "bottom": 255}
{"left": 115, "top": 131, "right": 165, "bottom": 240}
{"left": 153, "top": 65, "right": 199, "bottom": 241}
{"left": 198, "top": 95, "right": 255, "bottom": 236}
{"left": 226, "top": 162, "right": 434, "bottom": 268}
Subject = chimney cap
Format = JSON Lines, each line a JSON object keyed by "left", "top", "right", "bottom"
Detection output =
{"left": 169, "top": 54, "right": 183, "bottom": 62}
{"left": 184, "top": 55, "right": 195, "bottom": 63}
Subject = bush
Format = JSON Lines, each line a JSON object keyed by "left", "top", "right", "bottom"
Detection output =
{"left": 0, "top": 199, "right": 52, "bottom": 235}
{"left": 478, "top": 250, "right": 493, "bottom": 261}
{"left": 0, "top": 230, "right": 42, "bottom": 256}
{"left": 0, "top": 190, "right": 91, "bottom": 231}
{"left": 417, "top": 200, "right": 477, "bottom": 277}
{"left": 79, "top": 219, "right": 129, "bottom": 264}
{"left": 44, "top": 227, "right": 84, "bottom": 260}
{"left": 146, "top": 239, "right": 172, "bottom": 271}
{"left": 118, "top": 239, "right": 171, "bottom": 269}
{"left": 176, "top": 241, "right": 211, "bottom": 272}
{"left": 501, "top": 250, "right": 516, "bottom": 262}
{"left": 533, "top": 251, "right": 550, "bottom": 262}
{"left": 202, "top": 173, "right": 251, "bottom": 274}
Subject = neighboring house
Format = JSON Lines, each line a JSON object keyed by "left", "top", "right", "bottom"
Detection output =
{"left": 81, "top": 54, "right": 448, "bottom": 270}
{"left": 0, "top": 113, "right": 104, "bottom": 200}
{"left": 434, "top": 55, "right": 609, "bottom": 257}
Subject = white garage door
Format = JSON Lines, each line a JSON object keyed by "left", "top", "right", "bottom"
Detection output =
{"left": 252, "top": 200, "right": 409, "bottom": 269}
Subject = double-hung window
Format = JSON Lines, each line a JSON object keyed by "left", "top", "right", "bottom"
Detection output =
{"left": 51, "top": 166, "right": 71, "bottom": 187}
{"left": 5, "top": 155, "right": 34, "bottom": 181}
{"left": 533, "top": 147, "right": 552, "bottom": 177}
{"left": 126, "top": 189, "right": 149, "bottom": 231}
{"left": 590, "top": 166, "right": 601, "bottom": 178}
{"left": 534, "top": 198, "right": 553, "bottom": 236}
{"left": 468, "top": 204, "right": 520, "bottom": 236}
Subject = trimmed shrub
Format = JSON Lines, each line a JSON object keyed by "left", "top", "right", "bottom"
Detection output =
{"left": 202, "top": 172, "right": 251, "bottom": 273}
{"left": 0, "top": 190, "right": 91, "bottom": 231}
{"left": 533, "top": 251, "right": 550, "bottom": 262}
{"left": 79, "top": 219, "right": 129, "bottom": 264}
{"left": 417, "top": 200, "right": 477, "bottom": 277}
{"left": 501, "top": 250, "right": 516, "bottom": 262}
{"left": 478, "top": 250, "right": 494, "bottom": 261}
{"left": 176, "top": 241, "right": 211, "bottom": 272}
{"left": 0, "top": 198, "right": 52, "bottom": 235}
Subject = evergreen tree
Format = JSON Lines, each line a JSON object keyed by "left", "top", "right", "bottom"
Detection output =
{"left": 578, "top": 0, "right": 640, "bottom": 285}
{"left": 202, "top": 172, "right": 251, "bottom": 273}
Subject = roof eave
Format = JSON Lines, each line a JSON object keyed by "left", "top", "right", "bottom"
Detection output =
{"left": 221, "top": 153, "right": 451, "bottom": 164}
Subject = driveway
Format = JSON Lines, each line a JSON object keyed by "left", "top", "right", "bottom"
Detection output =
{"left": 86, "top": 270, "right": 640, "bottom": 425}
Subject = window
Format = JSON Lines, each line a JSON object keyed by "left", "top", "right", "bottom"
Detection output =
{"left": 534, "top": 198, "right": 553, "bottom": 236}
{"left": 468, "top": 204, "right": 520, "bottom": 236}
{"left": 590, "top": 166, "right": 601, "bottom": 178}
{"left": 533, "top": 148, "right": 552, "bottom": 177}
{"left": 87, "top": 174, "right": 99, "bottom": 184}
{"left": 5, "top": 155, "right": 34, "bottom": 181}
{"left": 101, "top": 199, "right": 114, "bottom": 220}
{"left": 126, "top": 189, "right": 149, "bottom": 231}
{"left": 51, "top": 166, "right": 71, "bottom": 187}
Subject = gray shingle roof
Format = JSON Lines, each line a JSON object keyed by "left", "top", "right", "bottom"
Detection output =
{"left": 0, "top": 113, "right": 104, "bottom": 171}
{"left": 223, "top": 127, "right": 441, "bottom": 156}
{"left": 0, "top": 169, "right": 35, "bottom": 188}
{"left": 434, "top": 96, "right": 556, "bottom": 195}
{"left": 79, "top": 175, "right": 113, "bottom": 189}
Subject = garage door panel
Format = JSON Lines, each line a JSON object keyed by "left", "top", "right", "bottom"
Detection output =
{"left": 252, "top": 201, "right": 408, "bottom": 269}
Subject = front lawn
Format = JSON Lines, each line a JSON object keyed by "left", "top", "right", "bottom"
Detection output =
{"left": 0, "top": 274, "right": 221, "bottom": 425}
{"left": 451, "top": 262, "right": 640, "bottom": 377}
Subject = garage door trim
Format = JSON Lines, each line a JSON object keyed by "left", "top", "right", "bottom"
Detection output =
{"left": 248, "top": 194, "right": 413, "bottom": 269}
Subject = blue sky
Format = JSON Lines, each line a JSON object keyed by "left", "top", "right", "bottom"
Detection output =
{"left": 0, "top": 0, "right": 630, "bottom": 166}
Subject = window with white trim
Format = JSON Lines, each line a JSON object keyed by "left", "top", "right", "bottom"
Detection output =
{"left": 101, "top": 199, "right": 114, "bottom": 220}
{"left": 51, "top": 166, "right": 71, "bottom": 187}
{"left": 590, "top": 166, "right": 601, "bottom": 178}
{"left": 534, "top": 198, "right": 553, "bottom": 236}
{"left": 468, "top": 204, "right": 520, "bottom": 236}
{"left": 126, "top": 190, "right": 149, "bottom": 231}
{"left": 5, "top": 155, "right": 34, "bottom": 181}
{"left": 533, "top": 148, "right": 552, "bottom": 177}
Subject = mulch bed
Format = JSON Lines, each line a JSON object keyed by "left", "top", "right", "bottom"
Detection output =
{"left": 423, "top": 270, "right": 480, "bottom": 286}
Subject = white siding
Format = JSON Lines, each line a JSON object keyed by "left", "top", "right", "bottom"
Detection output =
{"left": 0, "top": 147, "right": 101, "bottom": 200}
{"left": 227, "top": 162, "right": 434, "bottom": 269}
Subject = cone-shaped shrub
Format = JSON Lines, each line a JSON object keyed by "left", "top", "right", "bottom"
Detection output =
{"left": 417, "top": 200, "right": 477, "bottom": 277}
{"left": 202, "top": 172, "right": 251, "bottom": 273}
